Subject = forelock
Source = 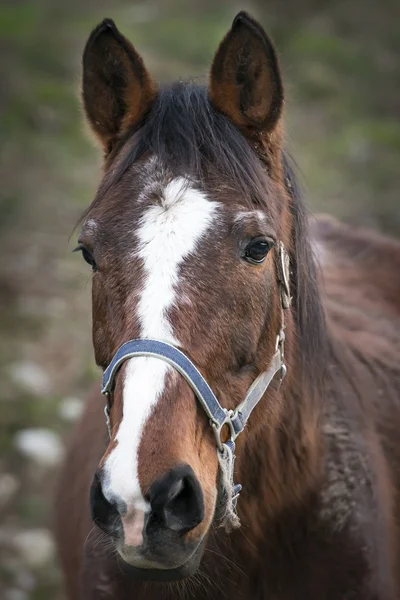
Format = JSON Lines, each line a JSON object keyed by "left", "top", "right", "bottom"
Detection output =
{"left": 80, "top": 82, "right": 274, "bottom": 223}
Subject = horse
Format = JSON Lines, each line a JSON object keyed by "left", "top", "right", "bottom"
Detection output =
{"left": 54, "top": 12, "right": 400, "bottom": 600}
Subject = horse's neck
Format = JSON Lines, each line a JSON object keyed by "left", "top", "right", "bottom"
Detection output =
{"left": 234, "top": 353, "right": 324, "bottom": 543}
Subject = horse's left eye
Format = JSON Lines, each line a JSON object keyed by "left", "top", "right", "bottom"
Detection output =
{"left": 74, "top": 244, "right": 97, "bottom": 271}
{"left": 243, "top": 238, "right": 273, "bottom": 264}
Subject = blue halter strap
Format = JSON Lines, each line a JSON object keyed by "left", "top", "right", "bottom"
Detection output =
{"left": 100, "top": 242, "right": 291, "bottom": 530}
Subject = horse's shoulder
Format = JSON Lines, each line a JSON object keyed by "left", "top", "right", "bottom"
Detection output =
{"left": 309, "top": 214, "right": 400, "bottom": 318}
{"left": 310, "top": 213, "right": 400, "bottom": 273}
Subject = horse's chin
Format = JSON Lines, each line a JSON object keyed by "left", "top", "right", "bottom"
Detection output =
{"left": 116, "top": 539, "right": 205, "bottom": 582}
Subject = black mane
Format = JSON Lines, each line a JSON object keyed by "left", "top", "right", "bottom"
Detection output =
{"left": 283, "top": 151, "right": 327, "bottom": 397}
{"left": 96, "top": 82, "right": 271, "bottom": 209}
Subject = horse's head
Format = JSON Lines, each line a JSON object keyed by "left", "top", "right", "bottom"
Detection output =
{"left": 79, "top": 12, "right": 293, "bottom": 580}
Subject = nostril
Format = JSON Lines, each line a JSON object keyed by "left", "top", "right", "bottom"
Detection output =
{"left": 164, "top": 474, "right": 201, "bottom": 532}
{"left": 90, "top": 471, "right": 120, "bottom": 531}
{"left": 149, "top": 465, "right": 204, "bottom": 534}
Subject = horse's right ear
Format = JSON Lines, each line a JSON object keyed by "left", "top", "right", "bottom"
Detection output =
{"left": 82, "top": 19, "right": 157, "bottom": 154}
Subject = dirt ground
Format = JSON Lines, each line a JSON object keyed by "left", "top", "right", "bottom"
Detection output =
{"left": 0, "top": 1, "right": 399, "bottom": 598}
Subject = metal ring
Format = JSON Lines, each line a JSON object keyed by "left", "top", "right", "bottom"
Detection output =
{"left": 211, "top": 411, "right": 237, "bottom": 451}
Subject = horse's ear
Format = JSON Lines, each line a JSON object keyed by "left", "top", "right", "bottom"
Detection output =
{"left": 82, "top": 19, "right": 157, "bottom": 154}
{"left": 209, "top": 12, "right": 283, "bottom": 138}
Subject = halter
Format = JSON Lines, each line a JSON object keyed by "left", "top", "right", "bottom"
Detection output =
{"left": 100, "top": 242, "right": 291, "bottom": 530}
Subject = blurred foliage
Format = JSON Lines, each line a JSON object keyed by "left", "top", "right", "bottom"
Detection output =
{"left": 0, "top": 0, "right": 399, "bottom": 598}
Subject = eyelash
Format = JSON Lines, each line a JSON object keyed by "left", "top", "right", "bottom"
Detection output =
{"left": 73, "top": 244, "right": 97, "bottom": 271}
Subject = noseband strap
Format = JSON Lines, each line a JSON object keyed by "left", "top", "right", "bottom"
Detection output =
{"left": 100, "top": 242, "right": 291, "bottom": 531}
{"left": 102, "top": 340, "right": 228, "bottom": 429}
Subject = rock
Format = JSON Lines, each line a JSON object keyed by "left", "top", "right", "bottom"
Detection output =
{"left": 9, "top": 362, "right": 51, "bottom": 396}
{"left": 14, "top": 429, "right": 64, "bottom": 466}
{"left": 13, "top": 528, "right": 55, "bottom": 569}
{"left": 0, "top": 473, "right": 19, "bottom": 508}
{"left": 59, "top": 396, "right": 84, "bottom": 421}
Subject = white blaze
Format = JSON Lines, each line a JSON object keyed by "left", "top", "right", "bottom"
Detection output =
{"left": 103, "top": 178, "right": 219, "bottom": 514}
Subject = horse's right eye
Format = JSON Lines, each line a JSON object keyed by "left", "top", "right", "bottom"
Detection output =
{"left": 73, "top": 244, "right": 97, "bottom": 271}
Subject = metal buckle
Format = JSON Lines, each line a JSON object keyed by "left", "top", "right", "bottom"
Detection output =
{"left": 280, "top": 363, "right": 287, "bottom": 379}
{"left": 279, "top": 242, "right": 291, "bottom": 309}
{"left": 275, "top": 329, "right": 287, "bottom": 380}
{"left": 211, "top": 410, "right": 237, "bottom": 452}
{"left": 275, "top": 328, "right": 285, "bottom": 353}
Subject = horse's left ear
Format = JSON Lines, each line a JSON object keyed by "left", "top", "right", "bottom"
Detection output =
{"left": 209, "top": 12, "right": 283, "bottom": 138}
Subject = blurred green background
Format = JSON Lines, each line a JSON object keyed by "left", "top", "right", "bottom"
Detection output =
{"left": 0, "top": 0, "right": 399, "bottom": 598}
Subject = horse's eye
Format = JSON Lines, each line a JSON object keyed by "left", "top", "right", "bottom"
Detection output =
{"left": 243, "top": 238, "right": 273, "bottom": 265}
{"left": 73, "top": 244, "right": 97, "bottom": 271}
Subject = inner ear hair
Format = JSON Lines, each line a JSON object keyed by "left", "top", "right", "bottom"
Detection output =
{"left": 82, "top": 18, "right": 157, "bottom": 153}
{"left": 209, "top": 11, "right": 284, "bottom": 138}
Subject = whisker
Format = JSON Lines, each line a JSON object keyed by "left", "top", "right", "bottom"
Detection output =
{"left": 204, "top": 546, "right": 246, "bottom": 578}
{"left": 83, "top": 525, "right": 100, "bottom": 549}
